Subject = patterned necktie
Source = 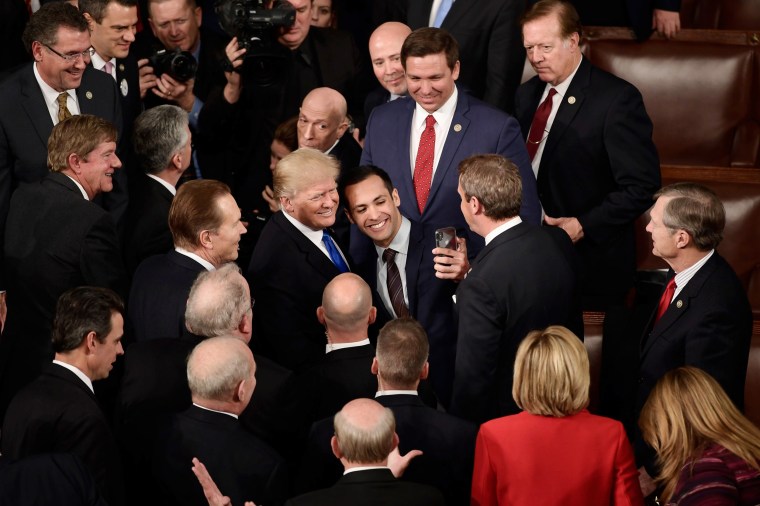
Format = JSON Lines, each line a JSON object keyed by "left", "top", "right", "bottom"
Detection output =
{"left": 57, "top": 92, "right": 72, "bottom": 124}
{"left": 383, "top": 248, "right": 409, "bottom": 318}
{"left": 526, "top": 88, "right": 557, "bottom": 160}
{"left": 413, "top": 115, "right": 436, "bottom": 213}
{"left": 654, "top": 277, "right": 677, "bottom": 324}
{"left": 432, "top": 0, "right": 453, "bottom": 27}
{"left": 322, "top": 230, "right": 349, "bottom": 273}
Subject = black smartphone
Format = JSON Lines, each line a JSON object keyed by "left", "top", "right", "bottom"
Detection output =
{"left": 435, "top": 227, "right": 457, "bottom": 249}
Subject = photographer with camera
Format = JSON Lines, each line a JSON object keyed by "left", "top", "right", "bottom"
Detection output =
{"left": 136, "top": 0, "right": 229, "bottom": 179}
{"left": 199, "top": 0, "right": 370, "bottom": 209}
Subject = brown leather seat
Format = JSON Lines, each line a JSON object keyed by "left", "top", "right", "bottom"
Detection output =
{"left": 586, "top": 36, "right": 760, "bottom": 168}
{"left": 682, "top": 0, "right": 760, "bottom": 30}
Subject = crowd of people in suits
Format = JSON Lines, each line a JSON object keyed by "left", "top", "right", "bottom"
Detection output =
{"left": 1, "top": 0, "right": 759, "bottom": 504}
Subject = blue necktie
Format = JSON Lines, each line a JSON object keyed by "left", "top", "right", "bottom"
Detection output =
{"left": 433, "top": 0, "right": 453, "bottom": 27}
{"left": 322, "top": 230, "right": 349, "bottom": 273}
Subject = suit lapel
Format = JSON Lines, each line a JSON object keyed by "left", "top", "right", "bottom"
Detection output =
{"left": 405, "top": 221, "right": 425, "bottom": 315}
{"left": 397, "top": 100, "right": 419, "bottom": 220}
{"left": 641, "top": 256, "right": 718, "bottom": 358}
{"left": 19, "top": 65, "right": 54, "bottom": 149}
{"left": 441, "top": 0, "right": 476, "bottom": 30}
{"left": 407, "top": 0, "right": 435, "bottom": 28}
{"left": 539, "top": 58, "right": 589, "bottom": 176}
{"left": 428, "top": 91, "right": 470, "bottom": 211}
{"left": 273, "top": 212, "right": 342, "bottom": 279}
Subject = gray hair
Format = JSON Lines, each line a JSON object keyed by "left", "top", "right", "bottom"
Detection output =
{"left": 187, "top": 336, "right": 252, "bottom": 400}
{"left": 185, "top": 263, "right": 249, "bottom": 337}
{"left": 133, "top": 105, "right": 189, "bottom": 175}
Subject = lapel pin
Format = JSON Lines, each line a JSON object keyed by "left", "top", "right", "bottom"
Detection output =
{"left": 85, "top": 91, "right": 93, "bottom": 100}
{"left": 118, "top": 63, "right": 125, "bottom": 72}
{"left": 676, "top": 300, "right": 683, "bottom": 308}
{"left": 567, "top": 96, "right": 576, "bottom": 104}
{"left": 453, "top": 124, "right": 462, "bottom": 132}
{"left": 120, "top": 79, "right": 129, "bottom": 97}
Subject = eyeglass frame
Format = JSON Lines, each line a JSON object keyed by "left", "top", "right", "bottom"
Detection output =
{"left": 41, "top": 43, "right": 95, "bottom": 63}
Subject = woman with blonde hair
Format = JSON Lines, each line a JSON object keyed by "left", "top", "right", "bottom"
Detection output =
{"left": 639, "top": 366, "right": 760, "bottom": 505}
{"left": 471, "top": 326, "right": 643, "bottom": 505}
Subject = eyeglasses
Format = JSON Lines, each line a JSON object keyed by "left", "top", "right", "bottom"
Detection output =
{"left": 42, "top": 43, "right": 94, "bottom": 63}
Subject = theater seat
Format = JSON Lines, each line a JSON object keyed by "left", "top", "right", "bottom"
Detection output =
{"left": 682, "top": 0, "right": 760, "bottom": 31}
{"left": 745, "top": 334, "right": 760, "bottom": 427}
{"left": 586, "top": 35, "right": 760, "bottom": 168}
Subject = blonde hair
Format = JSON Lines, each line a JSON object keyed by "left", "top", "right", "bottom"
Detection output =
{"left": 47, "top": 115, "right": 118, "bottom": 172}
{"left": 512, "top": 325, "right": 589, "bottom": 417}
{"left": 273, "top": 148, "right": 340, "bottom": 200}
{"left": 639, "top": 366, "right": 760, "bottom": 502}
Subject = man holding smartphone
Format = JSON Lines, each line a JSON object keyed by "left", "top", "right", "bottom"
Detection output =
{"left": 340, "top": 165, "right": 467, "bottom": 406}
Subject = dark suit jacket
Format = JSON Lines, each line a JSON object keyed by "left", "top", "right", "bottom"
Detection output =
{"left": 330, "top": 133, "right": 362, "bottom": 171}
{"left": 363, "top": 87, "right": 391, "bottom": 124}
{"left": 298, "top": 393, "right": 475, "bottom": 505}
{"left": 1, "top": 363, "right": 124, "bottom": 506}
{"left": 297, "top": 344, "right": 377, "bottom": 424}
{"left": 638, "top": 252, "right": 752, "bottom": 413}
{"left": 128, "top": 250, "right": 206, "bottom": 342}
{"left": 354, "top": 219, "right": 458, "bottom": 405}
{"left": 450, "top": 222, "right": 579, "bottom": 423}
{"left": 0, "top": 64, "right": 124, "bottom": 288}
{"left": 0, "top": 453, "right": 108, "bottom": 506}
{"left": 515, "top": 57, "right": 660, "bottom": 302}
{"left": 287, "top": 468, "right": 445, "bottom": 506}
{"left": 248, "top": 212, "right": 345, "bottom": 371}
{"left": 407, "top": 0, "right": 525, "bottom": 113}
{"left": 0, "top": 173, "right": 127, "bottom": 419}
{"left": 360, "top": 88, "right": 541, "bottom": 260}
{"left": 122, "top": 174, "right": 174, "bottom": 274}
{"left": 152, "top": 405, "right": 288, "bottom": 506}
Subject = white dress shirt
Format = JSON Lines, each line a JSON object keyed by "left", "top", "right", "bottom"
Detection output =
{"left": 34, "top": 62, "right": 80, "bottom": 125}
{"left": 410, "top": 87, "right": 458, "bottom": 180}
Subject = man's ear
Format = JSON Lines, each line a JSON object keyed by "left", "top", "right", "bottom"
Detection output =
{"left": 171, "top": 151, "right": 183, "bottom": 171}
{"left": 368, "top": 306, "right": 377, "bottom": 325}
{"left": 85, "top": 331, "right": 98, "bottom": 354}
{"left": 336, "top": 118, "right": 349, "bottom": 138}
{"left": 199, "top": 229, "right": 213, "bottom": 249}
{"left": 316, "top": 306, "right": 326, "bottom": 325}
{"left": 330, "top": 435, "right": 343, "bottom": 460}
{"left": 420, "top": 362, "right": 429, "bottom": 380}
{"left": 371, "top": 356, "right": 379, "bottom": 376}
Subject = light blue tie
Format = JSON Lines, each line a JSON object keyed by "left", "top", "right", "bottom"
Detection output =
{"left": 322, "top": 230, "right": 349, "bottom": 273}
{"left": 433, "top": 0, "right": 453, "bottom": 27}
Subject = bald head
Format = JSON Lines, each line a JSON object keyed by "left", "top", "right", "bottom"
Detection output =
{"left": 369, "top": 22, "right": 412, "bottom": 96}
{"left": 298, "top": 87, "right": 349, "bottom": 152}
{"left": 187, "top": 336, "right": 256, "bottom": 413}
{"left": 332, "top": 398, "right": 397, "bottom": 465}
{"left": 318, "top": 273, "right": 375, "bottom": 340}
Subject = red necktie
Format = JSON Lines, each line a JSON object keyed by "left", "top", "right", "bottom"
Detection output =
{"left": 526, "top": 88, "right": 557, "bottom": 160}
{"left": 654, "top": 277, "right": 677, "bottom": 324}
{"left": 413, "top": 115, "right": 436, "bottom": 213}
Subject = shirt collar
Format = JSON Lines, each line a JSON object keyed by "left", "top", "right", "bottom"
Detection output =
{"left": 543, "top": 56, "right": 583, "bottom": 99}
{"left": 33, "top": 62, "right": 75, "bottom": 109}
{"left": 326, "top": 338, "right": 370, "bottom": 353}
{"left": 53, "top": 360, "right": 94, "bottom": 393}
{"left": 63, "top": 173, "right": 90, "bottom": 200}
{"left": 343, "top": 466, "right": 388, "bottom": 475}
{"left": 413, "top": 86, "right": 458, "bottom": 128}
{"left": 282, "top": 207, "right": 326, "bottom": 238}
{"left": 192, "top": 402, "right": 238, "bottom": 419}
{"left": 175, "top": 247, "right": 215, "bottom": 271}
{"left": 375, "top": 390, "right": 418, "bottom": 397}
{"left": 147, "top": 173, "right": 177, "bottom": 196}
{"left": 374, "top": 216, "right": 411, "bottom": 259}
{"left": 90, "top": 51, "right": 115, "bottom": 74}
{"left": 485, "top": 216, "right": 522, "bottom": 245}
{"left": 324, "top": 138, "right": 341, "bottom": 155}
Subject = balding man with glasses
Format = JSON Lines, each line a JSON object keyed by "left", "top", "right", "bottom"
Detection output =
{"left": 0, "top": 1, "right": 123, "bottom": 325}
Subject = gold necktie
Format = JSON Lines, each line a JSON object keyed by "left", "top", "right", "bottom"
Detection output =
{"left": 57, "top": 92, "right": 72, "bottom": 123}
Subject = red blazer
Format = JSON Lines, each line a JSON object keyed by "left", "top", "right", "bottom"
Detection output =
{"left": 471, "top": 410, "right": 643, "bottom": 506}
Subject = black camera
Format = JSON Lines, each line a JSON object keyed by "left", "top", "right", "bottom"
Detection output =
{"left": 215, "top": 0, "right": 295, "bottom": 56}
{"left": 148, "top": 48, "right": 198, "bottom": 82}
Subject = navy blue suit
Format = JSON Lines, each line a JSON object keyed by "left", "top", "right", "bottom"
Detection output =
{"left": 360, "top": 89, "right": 541, "bottom": 259}
{"left": 128, "top": 250, "right": 206, "bottom": 342}
{"left": 354, "top": 220, "right": 458, "bottom": 405}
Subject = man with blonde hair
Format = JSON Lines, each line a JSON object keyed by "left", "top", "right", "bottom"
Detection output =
{"left": 287, "top": 398, "right": 444, "bottom": 505}
{"left": 450, "top": 153, "right": 579, "bottom": 424}
{"left": 0, "top": 115, "right": 127, "bottom": 420}
{"left": 248, "top": 148, "right": 350, "bottom": 371}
